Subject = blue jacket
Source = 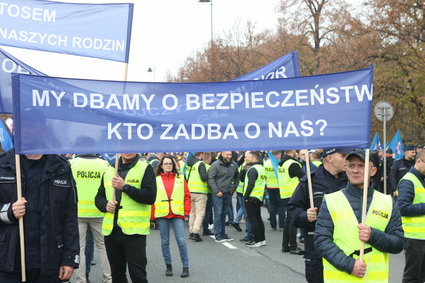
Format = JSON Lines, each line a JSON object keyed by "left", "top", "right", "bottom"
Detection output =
{"left": 0, "top": 150, "right": 79, "bottom": 275}
{"left": 314, "top": 183, "right": 404, "bottom": 274}
{"left": 288, "top": 165, "right": 348, "bottom": 258}
{"left": 397, "top": 167, "right": 425, "bottom": 217}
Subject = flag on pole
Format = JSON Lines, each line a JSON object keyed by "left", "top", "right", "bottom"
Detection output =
{"left": 387, "top": 130, "right": 404, "bottom": 160}
{"left": 0, "top": 119, "right": 13, "bottom": 151}
{"left": 266, "top": 151, "right": 280, "bottom": 179}
{"left": 369, "top": 132, "right": 382, "bottom": 152}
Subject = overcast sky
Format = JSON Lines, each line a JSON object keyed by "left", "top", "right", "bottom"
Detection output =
{"left": 1, "top": 0, "right": 282, "bottom": 82}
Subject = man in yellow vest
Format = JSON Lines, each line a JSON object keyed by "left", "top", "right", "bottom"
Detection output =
{"left": 71, "top": 154, "right": 111, "bottom": 283}
{"left": 397, "top": 150, "right": 425, "bottom": 282}
{"left": 279, "top": 149, "right": 304, "bottom": 254}
{"left": 265, "top": 150, "right": 284, "bottom": 231}
{"left": 314, "top": 149, "right": 405, "bottom": 282}
{"left": 95, "top": 153, "right": 157, "bottom": 283}
{"left": 186, "top": 152, "right": 209, "bottom": 242}
{"left": 243, "top": 151, "right": 267, "bottom": 247}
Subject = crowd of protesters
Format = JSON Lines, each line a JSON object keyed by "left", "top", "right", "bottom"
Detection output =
{"left": 0, "top": 143, "right": 424, "bottom": 282}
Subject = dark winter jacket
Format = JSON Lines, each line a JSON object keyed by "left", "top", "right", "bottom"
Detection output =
{"left": 287, "top": 165, "right": 348, "bottom": 258}
{"left": 0, "top": 150, "right": 79, "bottom": 275}
{"left": 208, "top": 155, "right": 239, "bottom": 195}
{"left": 397, "top": 167, "right": 425, "bottom": 218}
{"left": 390, "top": 157, "right": 415, "bottom": 194}
{"left": 314, "top": 183, "right": 405, "bottom": 274}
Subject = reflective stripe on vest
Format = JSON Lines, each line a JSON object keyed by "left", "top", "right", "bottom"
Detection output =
{"left": 312, "top": 160, "right": 322, "bottom": 167}
{"left": 278, "top": 159, "right": 301, "bottom": 199}
{"left": 244, "top": 164, "right": 266, "bottom": 201}
{"left": 187, "top": 161, "right": 208, "bottom": 194}
{"left": 264, "top": 159, "right": 279, "bottom": 188}
{"left": 400, "top": 172, "right": 425, "bottom": 239}
{"left": 71, "top": 157, "right": 109, "bottom": 218}
{"left": 155, "top": 175, "right": 185, "bottom": 218}
{"left": 102, "top": 160, "right": 151, "bottom": 236}
{"left": 323, "top": 190, "right": 392, "bottom": 283}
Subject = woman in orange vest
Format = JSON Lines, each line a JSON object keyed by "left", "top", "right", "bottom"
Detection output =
{"left": 152, "top": 155, "right": 191, "bottom": 278}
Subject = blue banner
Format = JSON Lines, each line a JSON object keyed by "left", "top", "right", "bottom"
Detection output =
{"left": 369, "top": 132, "right": 382, "bottom": 152}
{"left": 0, "top": 0, "right": 133, "bottom": 62}
{"left": 232, "top": 50, "right": 300, "bottom": 81}
{"left": 0, "top": 48, "right": 45, "bottom": 113}
{"left": 387, "top": 130, "right": 404, "bottom": 160}
{"left": 12, "top": 66, "right": 373, "bottom": 154}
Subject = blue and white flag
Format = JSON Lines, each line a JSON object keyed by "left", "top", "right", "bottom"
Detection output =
{"left": 0, "top": 0, "right": 133, "bottom": 62}
{"left": 0, "top": 48, "right": 45, "bottom": 113}
{"left": 0, "top": 119, "right": 13, "bottom": 151}
{"left": 232, "top": 50, "right": 300, "bottom": 81}
{"left": 12, "top": 66, "right": 374, "bottom": 155}
{"left": 266, "top": 151, "right": 279, "bottom": 179}
{"left": 370, "top": 132, "right": 382, "bottom": 152}
{"left": 387, "top": 130, "right": 404, "bottom": 160}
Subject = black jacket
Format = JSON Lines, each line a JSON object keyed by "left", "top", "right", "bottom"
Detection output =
{"left": 0, "top": 150, "right": 79, "bottom": 274}
{"left": 287, "top": 165, "right": 348, "bottom": 258}
{"left": 397, "top": 167, "right": 425, "bottom": 217}
{"left": 314, "top": 183, "right": 405, "bottom": 274}
{"left": 390, "top": 157, "right": 415, "bottom": 194}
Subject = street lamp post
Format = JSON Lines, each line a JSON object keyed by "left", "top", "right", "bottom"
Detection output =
{"left": 199, "top": 0, "right": 213, "bottom": 81}
{"left": 147, "top": 66, "right": 155, "bottom": 82}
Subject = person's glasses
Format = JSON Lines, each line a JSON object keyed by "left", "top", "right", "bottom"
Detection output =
{"left": 163, "top": 162, "right": 173, "bottom": 166}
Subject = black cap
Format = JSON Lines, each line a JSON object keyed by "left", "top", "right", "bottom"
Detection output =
{"left": 321, "top": 148, "right": 354, "bottom": 158}
{"left": 346, "top": 149, "right": 366, "bottom": 162}
{"left": 404, "top": 144, "right": 416, "bottom": 151}
{"left": 416, "top": 145, "right": 423, "bottom": 149}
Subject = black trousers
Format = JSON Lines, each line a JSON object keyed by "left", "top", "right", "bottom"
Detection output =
{"left": 402, "top": 238, "right": 425, "bottom": 283}
{"left": 305, "top": 258, "right": 324, "bottom": 283}
{"left": 246, "top": 200, "right": 265, "bottom": 242}
{"left": 282, "top": 198, "right": 298, "bottom": 249}
{"left": 105, "top": 228, "right": 148, "bottom": 283}
{"left": 202, "top": 193, "right": 213, "bottom": 233}
{"left": 0, "top": 269, "right": 60, "bottom": 283}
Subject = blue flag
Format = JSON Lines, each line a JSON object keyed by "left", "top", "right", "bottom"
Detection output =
{"left": 266, "top": 151, "right": 279, "bottom": 179}
{"left": 232, "top": 50, "right": 300, "bottom": 81}
{"left": 0, "top": 119, "right": 13, "bottom": 151}
{"left": 369, "top": 132, "right": 382, "bottom": 152}
{"left": 182, "top": 152, "right": 194, "bottom": 177}
{"left": 0, "top": 48, "right": 45, "bottom": 113}
{"left": 0, "top": 0, "right": 133, "bottom": 62}
{"left": 387, "top": 130, "right": 404, "bottom": 160}
{"left": 12, "top": 66, "right": 374, "bottom": 155}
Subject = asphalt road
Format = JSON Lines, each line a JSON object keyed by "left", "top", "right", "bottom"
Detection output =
{"left": 75, "top": 204, "right": 405, "bottom": 283}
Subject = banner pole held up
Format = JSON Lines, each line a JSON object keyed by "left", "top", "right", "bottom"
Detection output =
{"left": 15, "top": 154, "right": 26, "bottom": 282}
{"left": 359, "top": 149, "right": 370, "bottom": 261}
{"left": 305, "top": 150, "right": 314, "bottom": 209}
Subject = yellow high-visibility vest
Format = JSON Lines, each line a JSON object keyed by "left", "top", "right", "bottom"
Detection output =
{"left": 323, "top": 190, "right": 392, "bottom": 283}
{"left": 278, "top": 159, "right": 301, "bottom": 199}
{"left": 264, "top": 159, "right": 279, "bottom": 188}
{"left": 244, "top": 164, "right": 266, "bottom": 201}
{"left": 71, "top": 157, "right": 109, "bottom": 218}
{"left": 236, "top": 165, "right": 244, "bottom": 194}
{"left": 400, "top": 172, "right": 425, "bottom": 240}
{"left": 102, "top": 160, "right": 151, "bottom": 236}
{"left": 187, "top": 161, "right": 208, "bottom": 194}
{"left": 154, "top": 174, "right": 185, "bottom": 218}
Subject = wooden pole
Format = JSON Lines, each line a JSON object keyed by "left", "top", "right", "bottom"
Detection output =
{"left": 15, "top": 154, "right": 26, "bottom": 282}
{"left": 305, "top": 150, "right": 314, "bottom": 209}
{"left": 359, "top": 149, "right": 370, "bottom": 260}
{"left": 112, "top": 154, "right": 120, "bottom": 202}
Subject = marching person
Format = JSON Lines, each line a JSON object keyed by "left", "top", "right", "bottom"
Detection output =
{"left": 152, "top": 155, "right": 191, "bottom": 278}
{"left": 315, "top": 149, "right": 404, "bottom": 282}
{"left": 186, "top": 152, "right": 209, "bottom": 242}
{"left": 201, "top": 152, "right": 214, "bottom": 236}
{"left": 95, "top": 153, "right": 156, "bottom": 283}
{"left": 242, "top": 151, "right": 267, "bottom": 247}
{"left": 397, "top": 150, "right": 425, "bottom": 283}
{"left": 391, "top": 144, "right": 416, "bottom": 195}
{"left": 70, "top": 150, "right": 111, "bottom": 283}
{"left": 0, "top": 149, "right": 79, "bottom": 282}
{"left": 208, "top": 151, "right": 239, "bottom": 243}
{"left": 288, "top": 148, "right": 352, "bottom": 283}
{"left": 264, "top": 150, "right": 284, "bottom": 231}
{"left": 279, "top": 149, "right": 304, "bottom": 254}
